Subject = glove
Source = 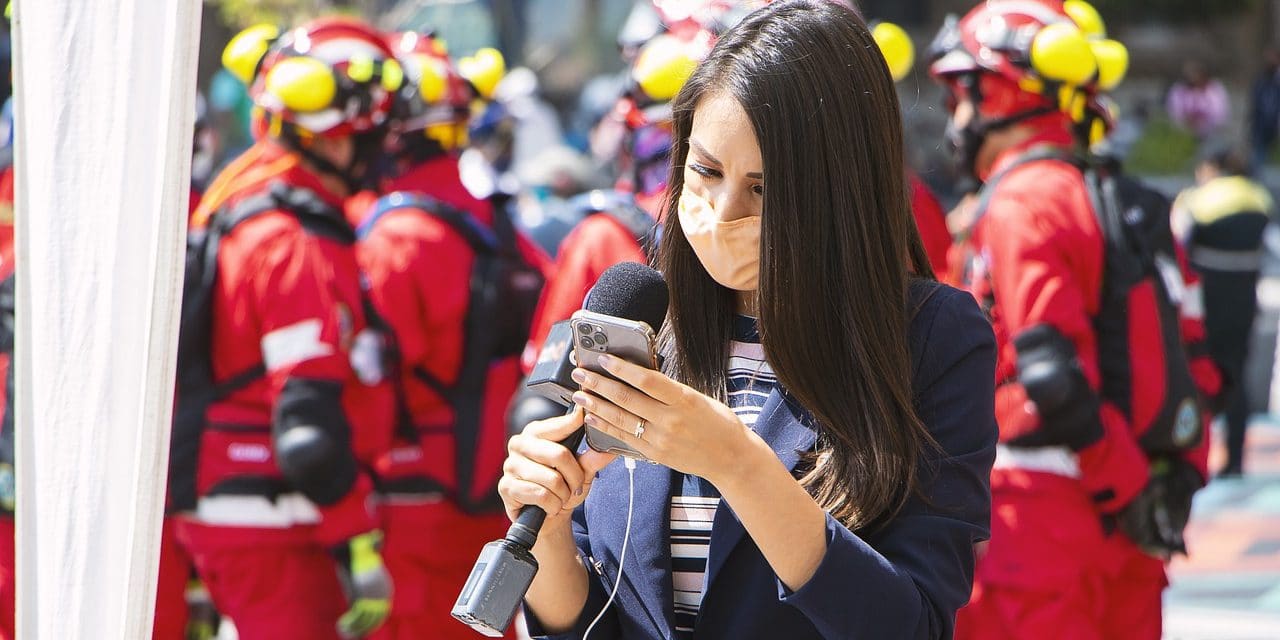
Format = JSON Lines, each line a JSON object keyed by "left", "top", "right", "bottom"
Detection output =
{"left": 1008, "top": 325, "right": 1105, "bottom": 451}
{"left": 332, "top": 530, "right": 393, "bottom": 639}
{"left": 184, "top": 578, "right": 218, "bottom": 640}
{"left": 1116, "top": 457, "right": 1202, "bottom": 561}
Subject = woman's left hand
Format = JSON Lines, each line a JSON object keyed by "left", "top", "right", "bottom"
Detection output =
{"left": 570, "top": 354, "right": 762, "bottom": 483}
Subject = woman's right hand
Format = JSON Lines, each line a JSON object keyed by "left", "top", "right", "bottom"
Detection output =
{"left": 498, "top": 406, "right": 617, "bottom": 523}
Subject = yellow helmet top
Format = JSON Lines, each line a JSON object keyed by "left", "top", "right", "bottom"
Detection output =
{"left": 459, "top": 48, "right": 507, "bottom": 101}
{"left": 872, "top": 22, "right": 915, "bottom": 83}
{"left": 223, "top": 24, "right": 281, "bottom": 86}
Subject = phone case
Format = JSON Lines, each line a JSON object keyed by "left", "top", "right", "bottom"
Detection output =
{"left": 570, "top": 310, "right": 658, "bottom": 459}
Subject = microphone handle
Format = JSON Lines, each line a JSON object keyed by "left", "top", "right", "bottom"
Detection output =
{"left": 505, "top": 427, "right": 586, "bottom": 549}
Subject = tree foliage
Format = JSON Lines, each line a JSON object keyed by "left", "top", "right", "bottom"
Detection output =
{"left": 207, "top": 0, "right": 363, "bottom": 28}
{"left": 1090, "top": 0, "right": 1258, "bottom": 24}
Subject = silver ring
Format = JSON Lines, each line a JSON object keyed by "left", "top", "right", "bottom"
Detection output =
{"left": 633, "top": 418, "right": 647, "bottom": 440}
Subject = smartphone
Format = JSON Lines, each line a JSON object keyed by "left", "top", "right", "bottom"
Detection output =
{"left": 569, "top": 310, "right": 659, "bottom": 459}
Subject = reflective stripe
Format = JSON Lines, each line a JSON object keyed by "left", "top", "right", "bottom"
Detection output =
{"left": 195, "top": 493, "right": 321, "bottom": 528}
{"left": 382, "top": 493, "right": 447, "bottom": 507}
{"left": 1189, "top": 245, "right": 1263, "bottom": 273}
{"left": 993, "top": 444, "right": 1080, "bottom": 478}
{"left": 260, "top": 318, "right": 333, "bottom": 371}
{"left": 1182, "top": 281, "right": 1204, "bottom": 320}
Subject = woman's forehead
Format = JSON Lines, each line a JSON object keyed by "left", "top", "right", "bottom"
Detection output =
{"left": 689, "top": 92, "right": 761, "bottom": 168}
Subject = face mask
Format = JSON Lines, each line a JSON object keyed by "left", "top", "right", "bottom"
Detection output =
{"left": 678, "top": 189, "right": 760, "bottom": 291}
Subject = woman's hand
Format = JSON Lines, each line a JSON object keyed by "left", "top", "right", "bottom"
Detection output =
{"left": 570, "top": 354, "right": 762, "bottom": 484}
{"left": 498, "top": 407, "right": 617, "bottom": 523}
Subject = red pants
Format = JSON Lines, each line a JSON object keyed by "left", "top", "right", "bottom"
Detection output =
{"left": 955, "top": 475, "right": 1166, "bottom": 640}
{"left": 154, "top": 517, "right": 192, "bottom": 640}
{"left": 371, "top": 500, "right": 514, "bottom": 640}
{"left": 178, "top": 523, "right": 348, "bottom": 640}
{"left": 0, "top": 516, "right": 190, "bottom": 640}
{"left": 0, "top": 518, "right": 12, "bottom": 640}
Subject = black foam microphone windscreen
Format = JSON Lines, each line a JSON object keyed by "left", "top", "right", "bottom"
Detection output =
{"left": 526, "top": 262, "right": 669, "bottom": 406}
{"left": 585, "top": 261, "right": 669, "bottom": 333}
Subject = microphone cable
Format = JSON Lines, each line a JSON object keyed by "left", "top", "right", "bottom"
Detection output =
{"left": 583, "top": 455, "right": 637, "bottom": 639}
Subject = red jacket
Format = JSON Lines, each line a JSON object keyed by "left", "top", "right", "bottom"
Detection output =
{"left": 522, "top": 214, "right": 647, "bottom": 372}
{"left": 355, "top": 155, "right": 551, "bottom": 493}
{"left": 958, "top": 129, "right": 1151, "bottom": 514}
{"left": 909, "top": 172, "right": 953, "bottom": 280}
{"left": 183, "top": 140, "right": 394, "bottom": 549}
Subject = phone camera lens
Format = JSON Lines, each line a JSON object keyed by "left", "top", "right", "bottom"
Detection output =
{"left": 579, "top": 336, "right": 595, "bottom": 349}
{"left": 592, "top": 332, "right": 608, "bottom": 346}
{"left": 577, "top": 323, "right": 594, "bottom": 335}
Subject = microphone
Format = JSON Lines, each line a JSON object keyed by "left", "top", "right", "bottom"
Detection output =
{"left": 452, "top": 262, "right": 668, "bottom": 637}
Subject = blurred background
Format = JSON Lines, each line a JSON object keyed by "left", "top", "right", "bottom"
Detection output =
{"left": 173, "top": 0, "right": 1280, "bottom": 203}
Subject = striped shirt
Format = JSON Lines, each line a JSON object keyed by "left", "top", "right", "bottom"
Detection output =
{"left": 671, "top": 315, "right": 777, "bottom": 636}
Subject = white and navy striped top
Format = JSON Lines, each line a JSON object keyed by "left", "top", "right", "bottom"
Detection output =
{"left": 670, "top": 315, "right": 777, "bottom": 637}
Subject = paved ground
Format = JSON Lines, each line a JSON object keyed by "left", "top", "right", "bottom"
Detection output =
{"left": 1164, "top": 417, "right": 1280, "bottom": 639}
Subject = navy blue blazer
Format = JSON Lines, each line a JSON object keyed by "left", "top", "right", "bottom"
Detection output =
{"left": 525, "top": 282, "right": 998, "bottom": 639}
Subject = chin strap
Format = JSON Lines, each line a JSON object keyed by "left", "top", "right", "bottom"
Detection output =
{"left": 279, "top": 125, "right": 388, "bottom": 194}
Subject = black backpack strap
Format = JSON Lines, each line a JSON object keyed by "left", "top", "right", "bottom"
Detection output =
{"left": 488, "top": 191, "right": 521, "bottom": 255}
{"left": 965, "top": 146, "right": 1081, "bottom": 240}
{"left": 359, "top": 191, "right": 499, "bottom": 253}
{"left": 203, "top": 184, "right": 352, "bottom": 398}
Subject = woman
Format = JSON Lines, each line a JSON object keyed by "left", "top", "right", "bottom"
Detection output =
{"left": 499, "top": 2, "right": 997, "bottom": 638}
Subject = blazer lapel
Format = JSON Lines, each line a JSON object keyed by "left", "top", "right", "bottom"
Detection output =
{"left": 585, "top": 456, "right": 677, "bottom": 638}
{"left": 702, "top": 389, "right": 817, "bottom": 592}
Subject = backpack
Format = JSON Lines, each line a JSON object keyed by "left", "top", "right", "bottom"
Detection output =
{"left": 569, "top": 189, "right": 660, "bottom": 258}
{"left": 356, "top": 191, "right": 545, "bottom": 513}
{"left": 168, "top": 183, "right": 357, "bottom": 513}
{"left": 973, "top": 149, "right": 1203, "bottom": 456}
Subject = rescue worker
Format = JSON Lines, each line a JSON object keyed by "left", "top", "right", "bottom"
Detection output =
{"left": 353, "top": 32, "right": 550, "bottom": 640}
{"left": 1174, "top": 145, "right": 1274, "bottom": 477}
{"left": 173, "top": 17, "right": 398, "bottom": 640}
{"left": 929, "top": 2, "right": 1216, "bottom": 638}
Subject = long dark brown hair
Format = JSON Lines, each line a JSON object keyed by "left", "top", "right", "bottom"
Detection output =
{"left": 657, "top": 0, "right": 935, "bottom": 530}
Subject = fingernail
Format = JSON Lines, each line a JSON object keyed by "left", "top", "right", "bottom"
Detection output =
{"left": 598, "top": 354, "right": 615, "bottom": 369}
{"left": 584, "top": 413, "right": 599, "bottom": 427}
{"left": 571, "top": 368, "right": 587, "bottom": 384}
{"left": 573, "top": 392, "right": 592, "bottom": 408}
{"left": 576, "top": 487, "right": 584, "bottom": 497}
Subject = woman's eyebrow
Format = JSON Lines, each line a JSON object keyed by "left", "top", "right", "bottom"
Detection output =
{"left": 688, "top": 139, "right": 722, "bottom": 166}
{"left": 689, "top": 138, "right": 763, "bottom": 180}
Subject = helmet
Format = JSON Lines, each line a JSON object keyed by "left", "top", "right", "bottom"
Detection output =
{"left": 631, "top": 31, "right": 712, "bottom": 105}
{"left": 458, "top": 48, "right": 507, "bottom": 101}
{"left": 386, "top": 31, "right": 473, "bottom": 151}
{"left": 223, "top": 24, "right": 281, "bottom": 87}
{"left": 252, "top": 17, "right": 404, "bottom": 139}
{"left": 928, "top": 0, "right": 1128, "bottom": 118}
{"left": 871, "top": 21, "right": 915, "bottom": 83}
{"left": 927, "top": 0, "right": 1128, "bottom": 178}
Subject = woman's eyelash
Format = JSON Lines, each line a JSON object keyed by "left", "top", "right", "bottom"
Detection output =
{"left": 689, "top": 163, "right": 720, "bottom": 178}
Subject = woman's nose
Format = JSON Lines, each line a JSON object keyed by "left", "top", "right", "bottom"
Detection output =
{"left": 712, "top": 189, "right": 752, "bottom": 223}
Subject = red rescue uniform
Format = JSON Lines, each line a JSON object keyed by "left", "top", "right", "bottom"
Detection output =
{"left": 522, "top": 213, "right": 648, "bottom": 372}
{"left": 909, "top": 172, "right": 953, "bottom": 280}
{"left": 356, "top": 155, "right": 550, "bottom": 640}
{"left": 174, "top": 140, "right": 394, "bottom": 640}
{"left": 952, "top": 129, "right": 1214, "bottom": 640}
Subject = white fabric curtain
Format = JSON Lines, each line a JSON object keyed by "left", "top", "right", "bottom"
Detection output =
{"left": 12, "top": 0, "right": 201, "bottom": 637}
